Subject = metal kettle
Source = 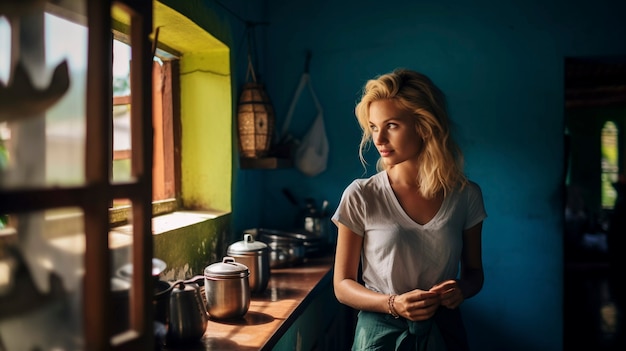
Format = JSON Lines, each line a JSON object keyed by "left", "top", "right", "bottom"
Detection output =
{"left": 166, "top": 280, "right": 208, "bottom": 344}
{"left": 302, "top": 198, "right": 329, "bottom": 238}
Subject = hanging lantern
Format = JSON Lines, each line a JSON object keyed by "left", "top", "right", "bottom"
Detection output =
{"left": 237, "top": 23, "right": 274, "bottom": 159}
{"left": 237, "top": 80, "right": 274, "bottom": 158}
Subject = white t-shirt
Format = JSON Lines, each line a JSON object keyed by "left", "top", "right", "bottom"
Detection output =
{"left": 332, "top": 171, "right": 487, "bottom": 295}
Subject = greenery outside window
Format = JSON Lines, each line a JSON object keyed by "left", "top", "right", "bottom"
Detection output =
{"left": 601, "top": 120, "right": 619, "bottom": 209}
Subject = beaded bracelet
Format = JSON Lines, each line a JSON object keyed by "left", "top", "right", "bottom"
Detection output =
{"left": 388, "top": 294, "right": 399, "bottom": 318}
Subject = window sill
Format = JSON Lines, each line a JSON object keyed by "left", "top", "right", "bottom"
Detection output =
{"left": 111, "top": 209, "right": 229, "bottom": 236}
{"left": 0, "top": 209, "right": 230, "bottom": 259}
{"left": 0, "top": 209, "right": 231, "bottom": 290}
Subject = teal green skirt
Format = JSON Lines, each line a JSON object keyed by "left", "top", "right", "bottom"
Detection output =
{"left": 351, "top": 308, "right": 469, "bottom": 351}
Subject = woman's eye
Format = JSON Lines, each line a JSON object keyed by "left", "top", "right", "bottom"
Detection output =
{"left": 369, "top": 125, "right": 378, "bottom": 132}
{"left": 388, "top": 123, "right": 398, "bottom": 129}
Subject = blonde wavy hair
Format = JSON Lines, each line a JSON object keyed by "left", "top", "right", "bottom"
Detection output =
{"left": 354, "top": 68, "right": 467, "bottom": 198}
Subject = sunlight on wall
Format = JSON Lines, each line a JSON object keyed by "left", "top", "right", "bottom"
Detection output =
{"left": 179, "top": 50, "right": 231, "bottom": 211}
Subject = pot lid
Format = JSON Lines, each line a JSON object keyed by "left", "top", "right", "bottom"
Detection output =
{"left": 116, "top": 258, "right": 167, "bottom": 280}
{"left": 171, "top": 280, "right": 200, "bottom": 293}
{"left": 204, "top": 257, "right": 249, "bottom": 278}
{"left": 259, "top": 228, "right": 322, "bottom": 241}
{"left": 227, "top": 233, "right": 268, "bottom": 254}
{"left": 258, "top": 229, "right": 324, "bottom": 246}
{"left": 111, "top": 276, "right": 131, "bottom": 292}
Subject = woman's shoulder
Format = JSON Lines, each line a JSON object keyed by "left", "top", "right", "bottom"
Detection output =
{"left": 464, "top": 179, "right": 483, "bottom": 192}
{"left": 343, "top": 171, "right": 387, "bottom": 194}
{"left": 451, "top": 179, "right": 483, "bottom": 198}
{"left": 455, "top": 179, "right": 485, "bottom": 204}
{"left": 349, "top": 171, "right": 386, "bottom": 188}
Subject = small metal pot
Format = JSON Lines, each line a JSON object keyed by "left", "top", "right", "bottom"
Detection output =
{"left": 111, "top": 258, "right": 170, "bottom": 333}
{"left": 167, "top": 281, "right": 208, "bottom": 344}
{"left": 203, "top": 257, "right": 250, "bottom": 319}
{"left": 249, "top": 229, "right": 313, "bottom": 268}
{"left": 265, "top": 239, "right": 306, "bottom": 268}
{"left": 153, "top": 280, "right": 172, "bottom": 324}
{"left": 227, "top": 234, "right": 270, "bottom": 293}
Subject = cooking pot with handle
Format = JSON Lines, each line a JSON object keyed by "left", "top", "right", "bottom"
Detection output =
{"left": 227, "top": 233, "right": 270, "bottom": 293}
{"left": 203, "top": 257, "right": 250, "bottom": 319}
{"left": 166, "top": 280, "right": 208, "bottom": 344}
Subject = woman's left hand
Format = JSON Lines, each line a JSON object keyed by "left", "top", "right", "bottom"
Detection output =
{"left": 430, "top": 280, "right": 464, "bottom": 309}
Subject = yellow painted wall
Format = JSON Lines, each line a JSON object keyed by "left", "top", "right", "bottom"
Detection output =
{"left": 180, "top": 51, "right": 231, "bottom": 211}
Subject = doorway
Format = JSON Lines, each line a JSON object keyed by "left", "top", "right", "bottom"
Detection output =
{"left": 563, "top": 56, "right": 626, "bottom": 350}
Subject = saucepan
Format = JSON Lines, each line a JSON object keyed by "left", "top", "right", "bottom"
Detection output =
{"left": 246, "top": 228, "right": 324, "bottom": 268}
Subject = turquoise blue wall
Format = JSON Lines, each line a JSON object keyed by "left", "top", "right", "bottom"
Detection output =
{"left": 235, "top": 1, "right": 626, "bottom": 350}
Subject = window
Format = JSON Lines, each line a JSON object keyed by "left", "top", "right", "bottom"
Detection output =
{"left": 2, "top": 0, "right": 236, "bottom": 346}
{"left": 0, "top": 1, "right": 232, "bottom": 223}
{"left": 108, "top": 1, "right": 234, "bottom": 216}
{"left": 601, "top": 120, "right": 619, "bottom": 209}
{"left": 111, "top": 34, "right": 180, "bottom": 217}
{"left": 0, "top": 12, "right": 181, "bottom": 227}
{"left": 0, "top": 1, "right": 157, "bottom": 348}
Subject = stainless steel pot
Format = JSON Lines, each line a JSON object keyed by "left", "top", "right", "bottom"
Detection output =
{"left": 203, "top": 257, "right": 250, "bottom": 319}
{"left": 265, "top": 237, "right": 306, "bottom": 268}
{"left": 248, "top": 228, "right": 323, "bottom": 268}
{"left": 227, "top": 234, "right": 270, "bottom": 293}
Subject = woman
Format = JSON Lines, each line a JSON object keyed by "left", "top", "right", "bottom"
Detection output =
{"left": 332, "top": 68, "right": 487, "bottom": 351}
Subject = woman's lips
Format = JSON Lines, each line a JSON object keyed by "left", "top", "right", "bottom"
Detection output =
{"left": 379, "top": 149, "right": 392, "bottom": 157}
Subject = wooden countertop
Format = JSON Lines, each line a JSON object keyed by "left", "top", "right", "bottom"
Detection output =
{"left": 163, "top": 255, "right": 335, "bottom": 351}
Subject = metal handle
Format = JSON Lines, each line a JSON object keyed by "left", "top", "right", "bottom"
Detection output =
{"left": 154, "top": 275, "right": 204, "bottom": 298}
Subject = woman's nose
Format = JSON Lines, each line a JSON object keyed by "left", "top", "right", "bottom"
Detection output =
{"left": 374, "top": 131, "right": 387, "bottom": 145}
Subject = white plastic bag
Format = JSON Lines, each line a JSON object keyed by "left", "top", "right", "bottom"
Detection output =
{"left": 282, "top": 72, "right": 328, "bottom": 176}
{"left": 295, "top": 110, "right": 328, "bottom": 176}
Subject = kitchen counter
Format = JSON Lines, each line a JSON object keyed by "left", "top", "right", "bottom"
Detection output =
{"left": 163, "top": 254, "right": 336, "bottom": 351}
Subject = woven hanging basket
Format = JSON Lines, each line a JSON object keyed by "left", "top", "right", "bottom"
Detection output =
{"left": 237, "top": 60, "right": 275, "bottom": 158}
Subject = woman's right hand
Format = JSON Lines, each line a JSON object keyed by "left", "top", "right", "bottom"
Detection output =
{"left": 394, "top": 289, "right": 441, "bottom": 321}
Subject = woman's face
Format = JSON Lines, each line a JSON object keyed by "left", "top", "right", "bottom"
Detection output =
{"left": 369, "top": 99, "right": 422, "bottom": 167}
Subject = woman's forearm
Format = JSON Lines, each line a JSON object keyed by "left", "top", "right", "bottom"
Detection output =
{"left": 334, "top": 278, "right": 389, "bottom": 314}
{"left": 458, "top": 268, "right": 484, "bottom": 300}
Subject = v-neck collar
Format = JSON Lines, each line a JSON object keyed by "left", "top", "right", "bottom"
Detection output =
{"left": 381, "top": 171, "right": 447, "bottom": 227}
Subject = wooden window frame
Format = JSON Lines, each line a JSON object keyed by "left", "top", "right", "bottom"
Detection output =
{"left": 111, "top": 53, "right": 182, "bottom": 221}
{"left": 0, "top": 1, "right": 156, "bottom": 349}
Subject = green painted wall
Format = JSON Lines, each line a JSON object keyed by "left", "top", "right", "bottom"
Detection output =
{"left": 154, "top": 213, "right": 232, "bottom": 278}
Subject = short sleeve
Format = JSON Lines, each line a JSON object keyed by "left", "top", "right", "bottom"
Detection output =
{"left": 331, "top": 180, "right": 367, "bottom": 236}
{"left": 465, "top": 181, "right": 487, "bottom": 230}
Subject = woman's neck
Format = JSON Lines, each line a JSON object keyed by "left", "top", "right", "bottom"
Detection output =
{"left": 386, "top": 165, "right": 419, "bottom": 190}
